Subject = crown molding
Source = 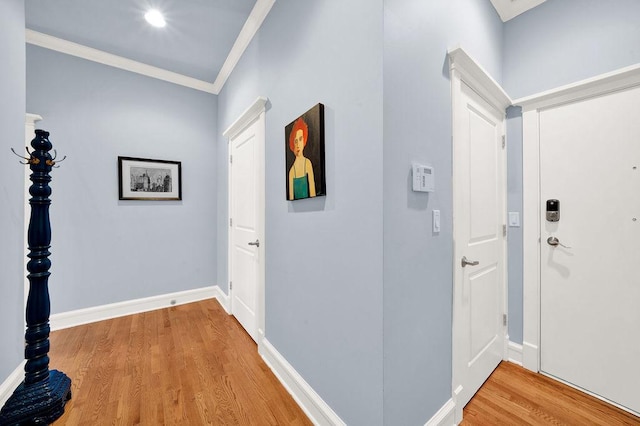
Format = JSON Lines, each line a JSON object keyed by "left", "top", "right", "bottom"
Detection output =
{"left": 489, "top": 0, "right": 546, "bottom": 22}
{"left": 211, "top": 0, "right": 276, "bottom": 94}
{"left": 25, "top": 1, "right": 275, "bottom": 95}
{"left": 514, "top": 63, "right": 640, "bottom": 111}
{"left": 25, "top": 113, "right": 43, "bottom": 126}
{"left": 26, "top": 29, "right": 217, "bottom": 94}
{"left": 448, "top": 46, "right": 512, "bottom": 110}
{"left": 223, "top": 96, "right": 268, "bottom": 138}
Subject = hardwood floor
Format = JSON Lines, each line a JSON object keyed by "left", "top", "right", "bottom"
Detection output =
{"left": 48, "top": 299, "right": 311, "bottom": 425}
{"left": 462, "top": 361, "right": 640, "bottom": 425}
{"left": 46, "top": 300, "right": 639, "bottom": 425}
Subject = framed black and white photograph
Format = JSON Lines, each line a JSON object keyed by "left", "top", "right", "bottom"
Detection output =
{"left": 118, "top": 156, "right": 182, "bottom": 200}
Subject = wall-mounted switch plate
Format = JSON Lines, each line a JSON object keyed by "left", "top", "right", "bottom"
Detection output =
{"left": 508, "top": 212, "right": 520, "bottom": 227}
{"left": 433, "top": 210, "right": 441, "bottom": 233}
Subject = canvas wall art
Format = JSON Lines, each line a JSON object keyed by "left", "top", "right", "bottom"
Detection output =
{"left": 285, "top": 103, "right": 326, "bottom": 200}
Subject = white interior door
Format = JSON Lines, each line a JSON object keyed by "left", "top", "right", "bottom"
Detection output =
{"left": 229, "top": 114, "right": 264, "bottom": 343}
{"left": 539, "top": 86, "right": 640, "bottom": 415}
{"left": 453, "top": 80, "right": 507, "bottom": 413}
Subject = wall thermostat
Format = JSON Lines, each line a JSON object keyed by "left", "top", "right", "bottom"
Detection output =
{"left": 412, "top": 163, "right": 435, "bottom": 192}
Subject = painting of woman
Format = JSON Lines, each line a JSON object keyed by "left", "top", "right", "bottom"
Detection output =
{"left": 288, "top": 117, "right": 316, "bottom": 200}
{"left": 285, "top": 103, "right": 325, "bottom": 200}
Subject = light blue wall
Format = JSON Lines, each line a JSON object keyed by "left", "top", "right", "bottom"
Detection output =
{"left": 216, "top": 1, "right": 384, "bottom": 424}
{"left": 504, "top": 0, "right": 640, "bottom": 99}
{"left": 26, "top": 46, "right": 218, "bottom": 313}
{"left": 0, "top": 0, "right": 26, "bottom": 384}
{"left": 506, "top": 106, "right": 523, "bottom": 344}
{"left": 383, "top": 1, "right": 503, "bottom": 423}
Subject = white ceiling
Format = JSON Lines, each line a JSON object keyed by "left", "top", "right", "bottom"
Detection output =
{"left": 489, "top": 0, "right": 547, "bottom": 22}
{"left": 24, "top": 1, "right": 546, "bottom": 95}
{"left": 25, "top": 0, "right": 271, "bottom": 94}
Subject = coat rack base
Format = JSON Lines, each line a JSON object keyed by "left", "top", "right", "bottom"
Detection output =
{"left": 0, "top": 370, "right": 71, "bottom": 425}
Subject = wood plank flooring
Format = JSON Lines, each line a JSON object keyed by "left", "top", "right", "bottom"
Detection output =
{"left": 462, "top": 361, "right": 640, "bottom": 425}
{"left": 47, "top": 299, "right": 640, "bottom": 425}
{"left": 48, "top": 299, "right": 311, "bottom": 425}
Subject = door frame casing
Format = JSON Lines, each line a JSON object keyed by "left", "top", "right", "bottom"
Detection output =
{"left": 224, "top": 96, "right": 268, "bottom": 344}
{"left": 516, "top": 64, "right": 640, "bottom": 373}
{"left": 449, "top": 47, "right": 511, "bottom": 423}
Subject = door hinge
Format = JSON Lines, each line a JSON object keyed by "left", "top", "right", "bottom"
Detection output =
{"left": 230, "top": 281, "right": 233, "bottom": 290}
{"left": 503, "top": 314, "right": 507, "bottom": 326}
{"left": 230, "top": 155, "right": 233, "bottom": 164}
{"left": 503, "top": 224, "right": 507, "bottom": 237}
{"left": 230, "top": 218, "right": 233, "bottom": 227}
{"left": 502, "top": 135, "right": 505, "bottom": 149}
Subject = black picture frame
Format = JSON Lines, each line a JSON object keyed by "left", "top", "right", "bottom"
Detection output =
{"left": 118, "top": 156, "right": 182, "bottom": 200}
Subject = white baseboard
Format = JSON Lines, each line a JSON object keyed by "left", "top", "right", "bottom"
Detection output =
{"left": 259, "top": 339, "right": 345, "bottom": 426}
{"left": 50, "top": 286, "right": 219, "bottom": 331}
{"left": 0, "top": 361, "right": 26, "bottom": 408}
{"left": 425, "top": 398, "right": 456, "bottom": 426}
{"left": 452, "top": 385, "right": 464, "bottom": 425}
{"left": 507, "top": 341, "right": 523, "bottom": 366}
{"left": 212, "top": 285, "right": 230, "bottom": 314}
{"left": 522, "top": 341, "right": 539, "bottom": 372}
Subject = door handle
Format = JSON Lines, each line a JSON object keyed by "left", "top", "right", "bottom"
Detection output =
{"left": 547, "top": 236, "right": 571, "bottom": 248}
{"left": 248, "top": 239, "right": 260, "bottom": 248}
{"left": 461, "top": 256, "right": 479, "bottom": 267}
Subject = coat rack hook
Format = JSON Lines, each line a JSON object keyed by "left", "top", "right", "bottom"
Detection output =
{"left": 10, "top": 147, "right": 30, "bottom": 165}
{"left": 47, "top": 154, "right": 67, "bottom": 168}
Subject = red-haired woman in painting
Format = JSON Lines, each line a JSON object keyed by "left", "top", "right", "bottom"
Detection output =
{"left": 288, "top": 117, "right": 316, "bottom": 200}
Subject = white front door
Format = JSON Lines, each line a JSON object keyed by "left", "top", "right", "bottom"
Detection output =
{"left": 228, "top": 107, "right": 265, "bottom": 343}
{"left": 452, "top": 78, "right": 507, "bottom": 413}
{"left": 539, "top": 86, "right": 640, "bottom": 415}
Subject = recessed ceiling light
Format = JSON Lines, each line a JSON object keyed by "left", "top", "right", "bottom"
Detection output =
{"left": 144, "top": 9, "right": 166, "bottom": 28}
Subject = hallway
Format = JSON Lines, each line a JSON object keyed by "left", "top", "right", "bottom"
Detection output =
{"left": 49, "top": 300, "right": 311, "bottom": 425}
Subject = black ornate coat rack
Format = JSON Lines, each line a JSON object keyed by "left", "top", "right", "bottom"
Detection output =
{"left": 0, "top": 130, "right": 72, "bottom": 425}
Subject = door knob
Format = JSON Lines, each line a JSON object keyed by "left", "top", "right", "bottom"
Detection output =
{"left": 461, "top": 256, "right": 479, "bottom": 267}
{"left": 248, "top": 239, "right": 260, "bottom": 248}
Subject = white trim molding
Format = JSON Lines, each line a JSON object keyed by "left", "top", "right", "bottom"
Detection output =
{"left": 424, "top": 399, "right": 456, "bottom": 426}
{"left": 522, "top": 341, "right": 539, "bottom": 372}
{"left": 514, "top": 63, "right": 640, "bottom": 112}
{"left": 212, "top": 285, "right": 231, "bottom": 314}
{"left": 26, "top": 30, "right": 217, "bottom": 94}
{"left": 50, "top": 286, "right": 219, "bottom": 331}
{"left": 212, "top": 0, "right": 276, "bottom": 93}
{"left": 25, "top": 113, "right": 43, "bottom": 126}
{"left": 489, "top": 0, "right": 546, "bottom": 22}
{"left": 452, "top": 386, "right": 464, "bottom": 425}
{"left": 259, "top": 339, "right": 346, "bottom": 426}
{"left": 223, "top": 96, "right": 268, "bottom": 138}
{"left": 448, "top": 47, "right": 512, "bottom": 110}
{"left": 0, "top": 361, "right": 26, "bottom": 408}
{"left": 507, "top": 341, "right": 523, "bottom": 366}
{"left": 516, "top": 63, "right": 640, "bottom": 373}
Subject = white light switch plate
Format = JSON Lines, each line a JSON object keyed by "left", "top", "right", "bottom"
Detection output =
{"left": 433, "top": 210, "right": 441, "bottom": 233}
{"left": 508, "top": 212, "right": 520, "bottom": 227}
